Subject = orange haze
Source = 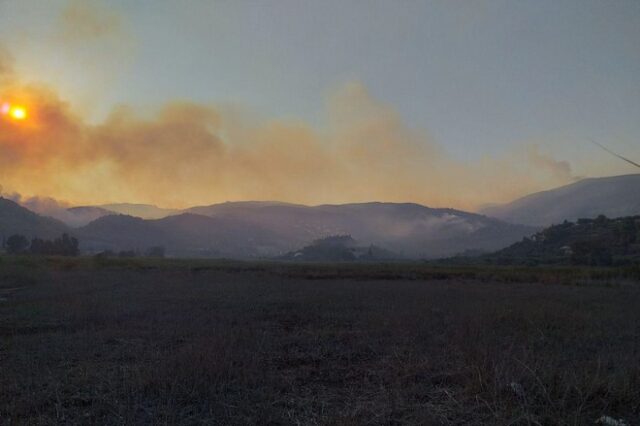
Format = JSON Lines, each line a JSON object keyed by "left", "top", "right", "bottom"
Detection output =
{"left": 0, "top": 55, "right": 577, "bottom": 211}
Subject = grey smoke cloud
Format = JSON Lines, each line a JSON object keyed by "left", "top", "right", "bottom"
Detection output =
{"left": 57, "top": 0, "right": 125, "bottom": 43}
{"left": 527, "top": 145, "right": 579, "bottom": 182}
{"left": 1, "top": 51, "right": 578, "bottom": 211}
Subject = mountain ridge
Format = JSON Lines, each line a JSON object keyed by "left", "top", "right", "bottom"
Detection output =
{"left": 0, "top": 199, "right": 535, "bottom": 258}
{"left": 475, "top": 215, "right": 640, "bottom": 266}
{"left": 480, "top": 174, "right": 640, "bottom": 226}
{"left": 0, "top": 197, "right": 71, "bottom": 240}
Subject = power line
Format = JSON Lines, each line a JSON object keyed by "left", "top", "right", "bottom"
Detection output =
{"left": 588, "top": 139, "right": 640, "bottom": 169}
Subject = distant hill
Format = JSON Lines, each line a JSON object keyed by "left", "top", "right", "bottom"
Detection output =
{"left": 0, "top": 197, "right": 70, "bottom": 241}
{"left": 480, "top": 174, "right": 640, "bottom": 226}
{"left": 49, "top": 203, "right": 181, "bottom": 228}
{"left": 77, "top": 213, "right": 289, "bottom": 257}
{"left": 95, "top": 203, "right": 181, "bottom": 220}
{"left": 280, "top": 235, "right": 398, "bottom": 261}
{"left": 2, "top": 198, "right": 535, "bottom": 258}
{"left": 187, "top": 201, "right": 535, "bottom": 258}
{"left": 77, "top": 214, "right": 164, "bottom": 252}
{"left": 471, "top": 215, "right": 640, "bottom": 266}
{"left": 65, "top": 206, "right": 116, "bottom": 227}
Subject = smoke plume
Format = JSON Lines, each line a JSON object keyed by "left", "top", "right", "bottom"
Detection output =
{"left": 57, "top": 0, "right": 124, "bottom": 43}
{"left": 0, "top": 58, "right": 576, "bottom": 211}
{"left": 527, "top": 146, "right": 579, "bottom": 182}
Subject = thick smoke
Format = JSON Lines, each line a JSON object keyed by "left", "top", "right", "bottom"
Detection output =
{"left": 527, "top": 146, "right": 579, "bottom": 182}
{"left": 0, "top": 52, "right": 575, "bottom": 211}
{"left": 0, "top": 47, "right": 13, "bottom": 79}
{"left": 57, "top": 0, "right": 125, "bottom": 43}
{"left": 4, "top": 192, "right": 69, "bottom": 219}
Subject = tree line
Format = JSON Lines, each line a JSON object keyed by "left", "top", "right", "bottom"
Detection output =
{"left": 95, "top": 246, "right": 165, "bottom": 258}
{"left": 3, "top": 233, "right": 79, "bottom": 256}
{"left": 2, "top": 233, "right": 167, "bottom": 258}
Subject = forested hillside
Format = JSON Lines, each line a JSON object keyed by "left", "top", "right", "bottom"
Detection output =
{"left": 485, "top": 215, "right": 640, "bottom": 266}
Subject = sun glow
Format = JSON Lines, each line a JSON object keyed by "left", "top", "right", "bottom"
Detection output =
{"left": 11, "top": 107, "right": 27, "bottom": 120}
{"left": 1, "top": 102, "right": 28, "bottom": 121}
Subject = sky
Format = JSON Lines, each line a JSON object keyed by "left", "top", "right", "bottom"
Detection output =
{"left": 0, "top": 0, "right": 638, "bottom": 210}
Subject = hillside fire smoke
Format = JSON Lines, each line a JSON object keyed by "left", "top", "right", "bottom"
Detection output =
{"left": 0, "top": 55, "right": 575, "bottom": 211}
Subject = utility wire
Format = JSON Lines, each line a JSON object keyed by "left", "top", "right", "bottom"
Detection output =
{"left": 588, "top": 139, "right": 640, "bottom": 169}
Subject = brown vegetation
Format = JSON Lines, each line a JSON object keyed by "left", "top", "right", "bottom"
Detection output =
{"left": 0, "top": 257, "right": 638, "bottom": 424}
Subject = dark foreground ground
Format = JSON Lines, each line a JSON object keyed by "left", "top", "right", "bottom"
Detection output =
{"left": 1, "top": 257, "right": 639, "bottom": 425}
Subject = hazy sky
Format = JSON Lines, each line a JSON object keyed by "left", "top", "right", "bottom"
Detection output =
{"left": 0, "top": 0, "right": 638, "bottom": 209}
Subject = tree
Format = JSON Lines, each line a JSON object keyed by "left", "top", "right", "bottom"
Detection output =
{"left": 59, "top": 233, "right": 79, "bottom": 256}
{"left": 29, "top": 238, "right": 46, "bottom": 254}
{"left": 595, "top": 214, "right": 608, "bottom": 226}
{"left": 29, "top": 234, "right": 79, "bottom": 256}
{"left": 145, "top": 246, "right": 165, "bottom": 258}
{"left": 118, "top": 250, "right": 137, "bottom": 258}
{"left": 571, "top": 240, "right": 612, "bottom": 266}
{"left": 6, "top": 234, "right": 29, "bottom": 254}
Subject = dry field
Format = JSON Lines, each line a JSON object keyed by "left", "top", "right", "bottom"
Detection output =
{"left": 1, "top": 257, "right": 639, "bottom": 425}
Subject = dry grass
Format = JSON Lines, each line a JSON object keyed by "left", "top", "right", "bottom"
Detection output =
{"left": 0, "top": 257, "right": 639, "bottom": 425}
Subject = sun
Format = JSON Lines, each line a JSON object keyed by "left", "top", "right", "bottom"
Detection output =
{"left": 1, "top": 102, "right": 28, "bottom": 121}
{"left": 10, "top": 106, "right": 27, "bottom": 120}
